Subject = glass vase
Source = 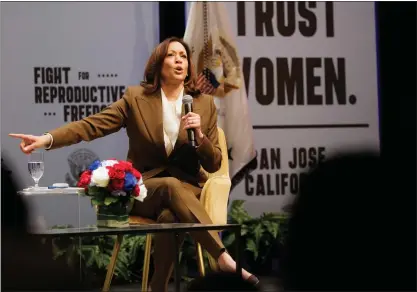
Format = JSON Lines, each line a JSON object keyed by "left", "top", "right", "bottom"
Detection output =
{"left": 96, "top": 201, "right": 129, "bottom": 228}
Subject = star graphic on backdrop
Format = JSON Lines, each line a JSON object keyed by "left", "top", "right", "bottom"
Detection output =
{"left": 227, "top": 147, "right": 234, "bottom": 161}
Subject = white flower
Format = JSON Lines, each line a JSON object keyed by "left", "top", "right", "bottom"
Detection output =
{"left": 134, "top": 180, "right": 148, "bottom": 202}
{"left": 91, "top": 166, "right": 110, "bottom": 187}
{"left": 101, "top": 159, "right": 118, "bottom": 167}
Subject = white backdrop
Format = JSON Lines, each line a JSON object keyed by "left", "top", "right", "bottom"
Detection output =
{"left": 186, "top": 2, "right": 380, "bottom": 216}
{"left": 1, "top": 2, "right": 160, "bottom": 226}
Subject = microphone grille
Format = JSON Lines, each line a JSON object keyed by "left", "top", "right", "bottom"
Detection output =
{"left": 182, "top": 95, "right": 193, "bottom": 105}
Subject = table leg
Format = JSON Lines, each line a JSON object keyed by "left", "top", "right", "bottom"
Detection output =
{"left": 174, "top": 232, "right": 181, "bottom": 292}
{"left": 234, "top": 226, "right": 242, "bottom": 279}
{"left": 102, "top": 234, "right": 123, "bottom": 292}
{"left": 196, "top": 243, "right": 206, "bottom": 276}
{"left": 141, "top": 234, "right": 152, "bottom": 292}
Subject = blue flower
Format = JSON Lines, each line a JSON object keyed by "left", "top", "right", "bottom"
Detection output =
{"left": 88, "top": 160, "right": 101, "bottom": 171}
{"left": 124, "top": 172, "right": 137, "bottom": 191}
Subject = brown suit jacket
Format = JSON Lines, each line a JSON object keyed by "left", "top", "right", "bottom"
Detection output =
{"left": 47, "top": 85, "right": 222, "bottom": 186}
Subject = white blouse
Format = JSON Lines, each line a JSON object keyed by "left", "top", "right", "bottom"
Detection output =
{"left": 161, "top": 88, "right": 183, "bottom": 156}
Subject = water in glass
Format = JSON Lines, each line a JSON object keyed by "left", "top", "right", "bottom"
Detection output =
{"left": 28, "top": 152, "right": 44, "bottom": 188}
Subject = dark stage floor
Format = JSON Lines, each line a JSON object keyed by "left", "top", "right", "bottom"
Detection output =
{"left": 96, "top": 277, "right": 281, "bottom": 292}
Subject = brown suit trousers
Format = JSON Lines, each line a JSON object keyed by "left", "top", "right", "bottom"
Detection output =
{"left": 131, "top": 177, "right": 225, "bottom": 292}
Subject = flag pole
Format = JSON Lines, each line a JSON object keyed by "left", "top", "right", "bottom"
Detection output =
{"left": 203, "top": 2, "right": 209, "bottom": 80}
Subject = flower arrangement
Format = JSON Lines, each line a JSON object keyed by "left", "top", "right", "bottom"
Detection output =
{"left": 77, "top": 159, "right": 147, "bottom": 227}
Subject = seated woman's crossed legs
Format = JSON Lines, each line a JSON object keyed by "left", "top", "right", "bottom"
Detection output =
{"left": 130, "top": 177, "right": 257, "bottom": 292}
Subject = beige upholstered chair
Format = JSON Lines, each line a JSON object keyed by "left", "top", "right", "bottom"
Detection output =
{"left": 102, "top": 127, "right": 231, "bottom": 292}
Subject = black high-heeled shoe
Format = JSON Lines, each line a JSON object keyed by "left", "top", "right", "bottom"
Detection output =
{"left": 247, "top": 274, "right": 260, "bottom": 287}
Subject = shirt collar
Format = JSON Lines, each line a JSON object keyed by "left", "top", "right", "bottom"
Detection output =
{"left": 161, "top": 87, "right": 184, "bottom": 102}
{"left": 161, "top": 87, "right": 184, "bottom": 115}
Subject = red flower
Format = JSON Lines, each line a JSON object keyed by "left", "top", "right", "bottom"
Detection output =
{"left": 112, "top": 163, "right": 124, "bottom": 172}
{"left": 110, "top": 179, "right": 124, "bottom": 190}
{"left": 77, "top": 170, "right": 92, "bottom": 188}
{"left": 133, "top": 184, "right": 140, "bottom": 197}
{"left": 131, "top": 168, "right": 142, "bottom": 180}
{"left": 106, "top": 167, "right": 116, "bottom": 179}
{"left": 108, "top": 165, "right": 125, "bottom": 180}
{"left": 118, "top": 161, "right": 133, "bottom": 172}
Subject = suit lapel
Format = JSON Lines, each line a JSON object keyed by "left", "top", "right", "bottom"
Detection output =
{"left": 136, "top": 88, "right": 202, "bottom": 158}
{"left": 136, "top": 90, "right": 167, "bottom": 160}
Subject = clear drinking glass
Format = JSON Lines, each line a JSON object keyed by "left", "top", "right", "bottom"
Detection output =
{"left": 28, "top": 151, "right": 44, "bottom": 189}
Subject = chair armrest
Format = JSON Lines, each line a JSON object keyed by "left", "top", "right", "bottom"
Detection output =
{"left": 200, "top": 176, "right": 231, "bottom": 225}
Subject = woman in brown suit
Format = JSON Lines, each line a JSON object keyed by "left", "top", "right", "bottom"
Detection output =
{"left": 10, "top": 37, "right": 259, "bottom": 291}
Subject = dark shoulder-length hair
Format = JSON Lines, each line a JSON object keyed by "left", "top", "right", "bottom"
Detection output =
{"left": 140, "top": 37, "right": 200, "bottom": 96}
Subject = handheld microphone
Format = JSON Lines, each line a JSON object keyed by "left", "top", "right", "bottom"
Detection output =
{"left": 182, "top": 95, "right": 196, "bottom": 147}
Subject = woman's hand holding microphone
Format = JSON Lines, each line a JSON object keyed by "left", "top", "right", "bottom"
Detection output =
{"left": 182, "top": 112, "right": 204, "bottom": 145}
